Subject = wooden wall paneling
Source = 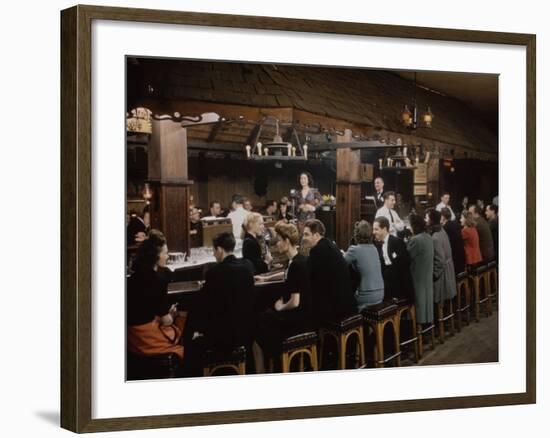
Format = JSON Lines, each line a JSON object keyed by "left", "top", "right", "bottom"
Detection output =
{"left": 427, "top": 157, "right": 440, "bottom": 202}
{"left": 335, "top": 182, "right": 361, "bottom": 249}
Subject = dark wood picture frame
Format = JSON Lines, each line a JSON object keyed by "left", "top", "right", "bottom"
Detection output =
{"left": 61, "top": 4, "right": 536, "bottom": 433}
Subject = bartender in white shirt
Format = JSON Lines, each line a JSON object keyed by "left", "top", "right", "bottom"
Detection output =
{"left": 227, "top": 194, "right": 249, "bottom": 239}
{"left": 375, "top": 191, "right": 405, "bottom": 237}
{"left": 435, "top": 192, "right": 456, "bottom": 221}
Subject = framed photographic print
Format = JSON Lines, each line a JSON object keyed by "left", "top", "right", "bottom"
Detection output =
{"left": 60, "top": 4, "right": 536, "bottom": 433}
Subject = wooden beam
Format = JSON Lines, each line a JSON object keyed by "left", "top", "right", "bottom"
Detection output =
{"left": 207, "top": 121, "right": 223, "bottom": 142}
{"left": 133, "top": 99, "right": 497, "bottom": 161}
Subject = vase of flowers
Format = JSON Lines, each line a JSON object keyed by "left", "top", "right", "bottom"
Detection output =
{"left": 321, "top": 194, "right": 336, "bottom": 210}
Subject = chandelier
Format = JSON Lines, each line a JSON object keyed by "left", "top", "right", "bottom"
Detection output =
{"left": 400, "top": 72, "right": 434, "bottom": 130}
{"left": 245, "top": 117, "right": 308, "bottom": 161}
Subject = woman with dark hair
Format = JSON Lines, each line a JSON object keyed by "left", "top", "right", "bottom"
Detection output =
{"left": 242, "top": 212, "right": 272, "bottom": 274}
{"left": 127, "top": 230, "right": 186, "bottom": 361}
{"left": 460, "top": 211, "right": 483, "bottom": 266}
{"left": 253, "top": 222, "right": 312, "bottom": 372}
{"left": 343, "top": 220, "right": 385, "bottom": 310}
{"left": 276, "top": 196, "right": 295, "bottom": 223}
{"left": 294, "top": 171, "right": 321, "bottom": 227}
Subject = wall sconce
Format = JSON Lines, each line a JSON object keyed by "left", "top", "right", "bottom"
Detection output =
{"left": 142, "top": 183, "right": 153, "bottom": 205}
{"left": 401, "top": 105, "right": 413, "bottom": 127}
{"left": 422, "top": 106, "right": 434, "bottom": 128}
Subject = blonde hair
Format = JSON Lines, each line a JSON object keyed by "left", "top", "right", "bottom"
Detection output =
{"left": 275, "top": 221, "right": 300, "bottom": 246}
{"left": 241, "top": 212, "right": 263, "bottom": 239}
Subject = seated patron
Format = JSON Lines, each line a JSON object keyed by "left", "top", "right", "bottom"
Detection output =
{"left": 262, "top": 200, "right": 278, "bottom": 218}
{"left": 242, "top": 212, "right": 272, "bottom": 274}
{"left": 460, "top": 211, "right": 483, "bottom": 267}
{"left": 277, "top": 196, "right": 294, "bottom": 222}
{"left": 373, "top": 216, "right": 414, "bottom": 302}
{"left": 243, "top": 197, "right": 254, "bottom": 212}
{"left": 485, "top": 204, "right": 499, "bottom": 260}
{"left": 407, "top": 214, "right": 434, "bottom": 325}
{"left": 184, "top": 232, "right": 255, "bottom": 375}
{"left": 303, "top": 219, "right": 356, "bottom": 324}
{"left": 204, "top": 201, "right": 223, "bottom": 219}
{"left": 189, "top": 207, "right": 202, "bottom": 247}
{"left": 468, "top": 205, "right": 495, "bottom": 261}
{"left": 426, "top": 209, "right": 457, "bottom": 304}
{"left": 127, "top": 230, "right": 186, "bottom": 361}
{"left": 254, "top": 222, "right": 312, "bottom": 370}
{"left": 344, "top": 220, "right": 385, "bottom": 311}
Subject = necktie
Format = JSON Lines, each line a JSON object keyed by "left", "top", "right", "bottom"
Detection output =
{"left": 389, "top": 209, "right": 394, "bottom": 223}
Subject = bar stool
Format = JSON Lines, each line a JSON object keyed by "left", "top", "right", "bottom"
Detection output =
{"left": 362, "top": 302, "right": 400, "bottom": 367}
{"left": 203, "top": 346, "right": 247, "bottom": 376}
{"left": 455, "top": 271, "right": 471, "bottom": 331}
{"left": 469, "top": 263, "right": 490, "bottom": 322}
{"left": 127, "top": 351, "right": 183, "bottom": 380}
{"left": 486, "top": 260, "right": 498, "bottom": 311}
{"left": 319, "top": 314, "right": 366, "bottom": 369}
{"left": 278, "top": 332, "right": 318, "bottom": 373}
{"left": 393, "top": 298, "right": 419, "bottom": 363}
{"left": 435, "top": 296, "right": 455, "bottom": 344}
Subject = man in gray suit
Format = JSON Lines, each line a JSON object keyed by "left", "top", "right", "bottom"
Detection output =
{"left": 426, "top": 209, "right": 457, "bottom": 304}
{"left": 407, "top": 214, "right": 434, "bottom": 325}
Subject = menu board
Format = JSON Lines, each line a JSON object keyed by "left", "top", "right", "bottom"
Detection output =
{"left": 414, "top": 184, "right": 428, "bottom": 196}
{"left": 414, "top": 163, "right": 428, "bottom": 184}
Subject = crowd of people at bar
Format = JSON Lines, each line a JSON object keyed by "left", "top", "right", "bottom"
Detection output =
{"left": 126, "top": 175, "right": 499, "bottom": 377}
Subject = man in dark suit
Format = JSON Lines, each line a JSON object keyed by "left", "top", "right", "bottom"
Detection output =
{"left": 440, "top": 207, "right": 466, "bottom": 275}
{"left": 302, "top": 219, "right": 356, "bottom": 325}
{"left": 373, "top": 177, "right": 385, "bottom": 209}
{"left": 373, "top": 216, "right": 414, "bottom": 301}
{"left": 184, "top": 232, "right": 255, "bottom": 375}
{"left": 126, "top": 206, "right": 150, "bottom": 245}
{"left": 485, "top": 204, "right": 499, "bottom": 261}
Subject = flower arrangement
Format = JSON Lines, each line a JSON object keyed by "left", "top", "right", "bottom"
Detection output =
{"left": 321, "top": 194, "right": 336, "bottom": 209}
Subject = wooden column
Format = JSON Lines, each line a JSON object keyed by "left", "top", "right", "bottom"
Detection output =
{"left": 336, "top": 182, "right": 361, "bottom": 248}
{"left": 335, "top": 143, "right": 362, "bottom": 249}
{"left": 148, "top": 119, "right": 192, "bottom": 253}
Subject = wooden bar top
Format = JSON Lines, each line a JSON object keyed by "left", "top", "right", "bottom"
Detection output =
{"left": 167, "top": 280, "right": 204, "bottom": 295}
{"left": 167, "top": 276, "right": 285, "bottom": 295}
